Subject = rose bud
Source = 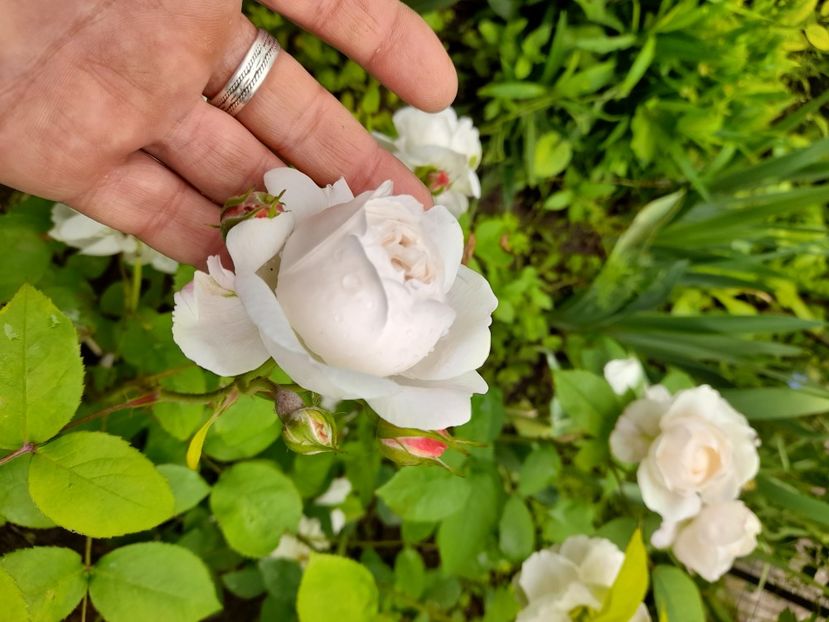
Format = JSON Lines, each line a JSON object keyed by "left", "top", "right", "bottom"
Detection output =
{"left": 219, "top": 189, "right": 285, "bottom": 238}
{"left": 281, "top": 406, "right": 339, "bottom": 455}
{"left": 377, "top": 420, "right": 450, "bottom": 467}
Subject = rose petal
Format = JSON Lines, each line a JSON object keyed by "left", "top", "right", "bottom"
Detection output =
{"left": 324, "top": 178, "right": 355, "bottom": 206}
{"left": 420, "top": 204, "right": 463, "bottom": 292}
{"left": 405, "top": 266, "right": 496, "bottom": 381}
{"left": 637, "top": 459, "right": 701, "bottom": 523}
{"left": 367, "top": 371, "right": 486, "bottom": 429}
{"left": 560, "top": 535, "right": 624, "bottom": 589}
{"left": 234, "top": 271, "right": 397, "bottom": 399}
{"left": 226, "top": 213, "right": 295, "bottom": 274}
{"left": 518, "top": 550, "right": 580, "bottom": 602}
{"left": 264, "top": 167, "right": 336, "bottom": 222}
{"left": 172, "top": 269, "right": 269, "bottom": 377}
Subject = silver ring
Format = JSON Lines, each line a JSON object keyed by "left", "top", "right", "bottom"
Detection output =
{"left": 209, "top": 29, "right": 280, "bottom": 117}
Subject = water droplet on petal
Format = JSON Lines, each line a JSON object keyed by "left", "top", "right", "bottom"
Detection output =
{"left": 341, "top": 274, "right": 360, "bottom": 291}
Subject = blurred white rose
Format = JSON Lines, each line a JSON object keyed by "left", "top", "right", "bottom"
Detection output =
{"left": 654, "top": 500, "right": 761, "bottom": 582}
{"left": 375, "top": 107, "right": 481, "bottom": 217}
{"left": 611, "top": 385, "right": 760, "bottom": 523}
{"left": 49, "top": 203, "right": 178, "bottom": 274}
{"left": 173, "top": 168, "right": 496, "bottom": 430}
{"left": 517, "top": 535, "right": 650, "bottom": 622}
{"left": 603, "top": 358, "right": 646, "bottom": 395}
{"left": 270, "top": 516, "right": 329, "bottom": 565}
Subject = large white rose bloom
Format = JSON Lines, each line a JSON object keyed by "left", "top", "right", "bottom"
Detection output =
{"left": 173, "top": 168, "right": 496, "bottom": 430}
{"left": 517, "top": 536, "right": 650, "bottom": 622}
{"left": 610, "top": 385, "right": 760, "bottom": 523}
{"left": 375, "top": 107, "right": 482, "bottom": 217}
{"left": 654, "top": 500, "right": 761, "bottom": 582}
{"left": 49, "top": 203, "right": 178, "bottom": 274}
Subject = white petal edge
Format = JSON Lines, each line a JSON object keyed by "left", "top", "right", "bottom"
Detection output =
{"left": 405, "top": 266, "right": 497, "bottom": 381}
{"left": 226, "top": 213, "right": 295, "bottom": 274}
{"left": 172, "top": 271, "right": 269, "bottom": 377}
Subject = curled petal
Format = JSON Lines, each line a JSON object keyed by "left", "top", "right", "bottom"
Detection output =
{"left": 420, "top": 204, "right": 464, "bottom": 292}
{"left": 172, "top": 267, "right": 269, "bottom": 377}
{"left": 637, "top": 459, "right": 701, "bottom": 523}
{"left": 226, "top": 213, "right": 295, "bottom": 275}
{"left": 405, "top": 266, "right": 496, "bottom": 381}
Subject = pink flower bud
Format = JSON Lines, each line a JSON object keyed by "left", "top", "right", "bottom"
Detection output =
{"left": 377, "top": 420, "right": 450, "bottom": 466}
{"left": 427, "top": 169, "right": 452, "bottom": 193}
{"left": 219, "top": 190, "right": 285, "bottom": 238}
{"left": 280, "top": 406, "right": 339, "bottom": 455}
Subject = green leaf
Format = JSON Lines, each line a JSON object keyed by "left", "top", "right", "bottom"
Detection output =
{"left": 499, "top": 496, "right": 535, "bottom": 562}
{"left": 156, "top": 464, "right": 210, "bottom": 515}
{"left": 756, "top": 475, "right": 829, "bottom": 527}
{"left": 533, "top": 132, "right": 573, "bottom": 179}
{"left": 28, "top": 431, "right": 174, "bottom": 537}
{"left": 805, "top": 23, "right": 829, "bottom": 51}
{"left": 723, "top": 388, "right": 829, "bottom": 420}
{"left": 152, "top": 367, "right": 207, "bottom": 440}
{"left": 617, "top": 36, "right": 656, "bottom": 97}
{"left": 653, "top": 565, "right": 705, "bottom": 622}
{"left": 0, "top": 218, "right": 51, "bottom": 302}
{"left": 592, "top": 529, "right": 649, "bottom": 622}
{"left": 221, "top": 566, "right": 265, "bottom": 599}
{"left": 210, "top": 460, "right": 302, "bottom": 557}
{"left": 394, "top": 548, "right": 426, "bottom": 599}
{"left": 518, "top": 445, "right": 561, "bottom": 496}
{"left": 376, "top": 466, "right": 471, "bottom": 522}
{"left": 296, "top": 554, "right": 379, "bottom": 622}
{"left": 0, "top": 565, "right": 29, "bottom": 622}
{"left": 479, "top": 82, "right": 547, "bottom": 100}
{"left": 0, "top": 285, "right": 83, "bottom": 449}
{"left": 596, "top": 517, "right": 637, "bottom": 551}
{"left": 0, "top": 547, "right": 86, "bottom": 622}
{"left": 204, "top": 394, "right": 281, "bottom": 461}
{"left": 90, "top": 542, "right": 221, "bottom": 622}
{"left": 0, "top": 455, "right": 54, "bottom": 528}
{"left": 437, "top": 466, "right": 501, "bottom": 575}
{"left": 553, "top": 369, "right": 619, "bottom": 437}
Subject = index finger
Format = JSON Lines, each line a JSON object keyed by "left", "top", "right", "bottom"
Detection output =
{"left": 259, "top": 0, "right": 457, "bottom": 111}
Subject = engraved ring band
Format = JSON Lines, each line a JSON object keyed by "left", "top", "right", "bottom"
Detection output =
{"left": 209, "top": 29, "right": 280, "bottom": 117}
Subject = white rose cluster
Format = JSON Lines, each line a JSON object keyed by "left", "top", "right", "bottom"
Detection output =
{"left": 173, "top": 169, "right": 496, "bottom": 431}
{"left": 516, "top": 535, "right": 650, "bottom": 622}
{"left": 49, "top": 203, "right": 178, "bottom": 274}
{"left": 609, "top": 380, "right": 762, "bottom": 581}
{"left": 375, "top": 107, "right": 482, "bottom": 217}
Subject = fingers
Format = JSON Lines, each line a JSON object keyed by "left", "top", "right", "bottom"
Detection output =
{"left": 259, "top": 0, "right": 457, "bottom": 111}
{"left": 144, "top": 101, "right": 284, "bottom": 203}
{"left": 233, "top": 45, "right": 433, "bottom": 206}
{"left": 71, "top": 152, "right": 224, "bottom": 267}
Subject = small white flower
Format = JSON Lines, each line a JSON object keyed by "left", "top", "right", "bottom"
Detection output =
{"left": 315, "top": 477, "right": 352, "bottom": 506}
{"left": 516, "top": 536, "right": 650, "bottom": 622}
{"left": 173, "top": 169, "right": 496, "bottom": 430}
{"left": 49, "top": 203, "right": 178, "bottom": 274}
{"left": 375, "top": 107, "right": 482, "bottom": 217}
{"left": 610, "top": 385, "right": 760, "bottom": 523}
{"left": 270, "top": 516, "right": 330, "bottom": 565}
{"left": 654, "top": 500, "right": 761, "bottom": 582}
{"left": 603, "top": 358, "right": 646, "bottom": 395}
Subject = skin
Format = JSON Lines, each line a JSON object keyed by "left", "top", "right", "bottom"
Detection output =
{"left": 0, "top": 0, "right": 457, "bottom": 267}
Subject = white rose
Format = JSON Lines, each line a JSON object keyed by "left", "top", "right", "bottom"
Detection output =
{"left": 655, "top": 501, "right": 761, "bottom": 582}
{"left": 603, "top": 358, "right": 646, "bottom": 395}
{"left": 49, "top": 203, "right": 178, "bottom": 274}
{"left": 375, "top": 107, "right": 482, "bottom": 217}
{"left": 622, "top": 386, "right": 760, "bottom": 523}
{"left": 517, "top": 536, "right": 650, "bottom": 622}
{"left": 172, "top": 168, "right": 496, "bottom": 430}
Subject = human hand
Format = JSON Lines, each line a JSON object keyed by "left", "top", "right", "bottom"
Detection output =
{"left": 0, "top": 0, "right": 457, "bottom": 266}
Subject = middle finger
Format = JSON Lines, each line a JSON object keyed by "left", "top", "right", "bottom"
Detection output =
{"left": 208, "top": 16, "right": 433, "bottom": 206}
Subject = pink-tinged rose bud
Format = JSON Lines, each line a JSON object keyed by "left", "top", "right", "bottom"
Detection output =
{"left": 427, "top": 169, "right": 452, "bottom": 193}
{"left": 281, "top": 406, "right": 339, "bottom": 455}
{"left": 219, "top": 189, "right": 285, "bottom": 238}
{"left": 377, "top": 420, "right": 450, "bottom": 466}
